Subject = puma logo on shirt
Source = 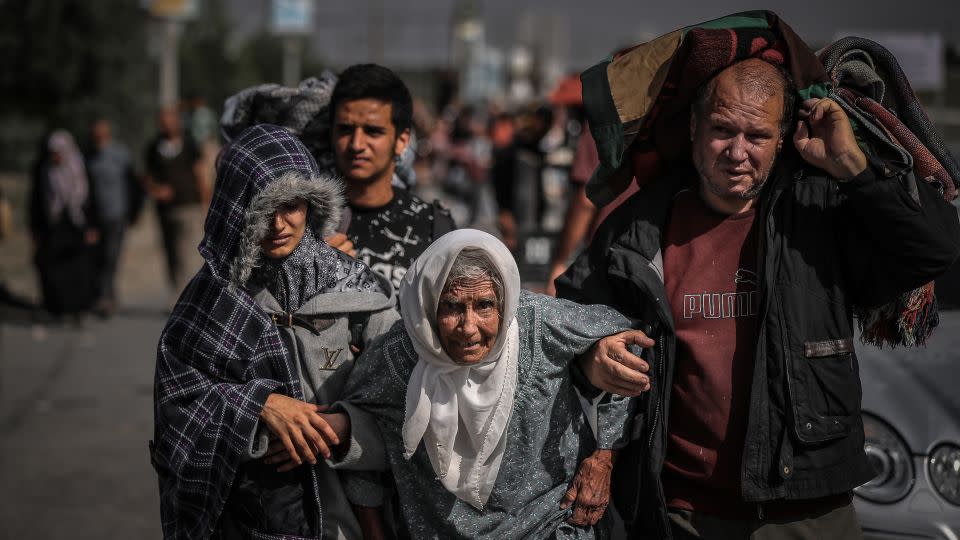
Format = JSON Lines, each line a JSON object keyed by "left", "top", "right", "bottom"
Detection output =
{"left": 682, "top": 268, "right": 759, "bottom": 319}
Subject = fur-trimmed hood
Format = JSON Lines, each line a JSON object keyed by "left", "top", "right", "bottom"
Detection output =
{"left": 199, "top": 124, "right": 344, "bottom": 285}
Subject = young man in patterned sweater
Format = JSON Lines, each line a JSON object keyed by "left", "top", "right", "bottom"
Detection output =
{"left": 330, "top": 64, "right": 456, "bottom": 291}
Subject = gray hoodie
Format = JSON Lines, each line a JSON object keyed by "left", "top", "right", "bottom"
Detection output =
{"left": 215, "top": 125, "right": 398, "bottom": 540}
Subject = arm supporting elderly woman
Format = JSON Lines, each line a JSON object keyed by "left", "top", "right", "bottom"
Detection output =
{"left": 540, "top": 295, "right": 639, "bottom": 527}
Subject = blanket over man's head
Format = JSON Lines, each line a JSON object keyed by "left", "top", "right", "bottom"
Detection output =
{"left": 580, "top": 10, "right": 957, "bottom": 347}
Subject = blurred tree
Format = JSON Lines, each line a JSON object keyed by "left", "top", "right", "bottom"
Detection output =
{"left": 178, "top": 0, "right": 326, "bottom": 128}
{"left": 179, "top": 0, "right": 243, "bottom": 113}
{"left": 0, "top": 0, "right": 328, "bottom": 172}
{"left": 0, "top": 0, "right": 153, "bottom": 170}
{"left": 230, "top": 31, "right": 327, "bottom": 88}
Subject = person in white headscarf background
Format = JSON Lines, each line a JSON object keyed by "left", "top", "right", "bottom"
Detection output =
{"left": 29, "top": 129, "right": 100, "bottom": 317}
{"left": 264, "top": 229, "right": 639, "bottom": 539}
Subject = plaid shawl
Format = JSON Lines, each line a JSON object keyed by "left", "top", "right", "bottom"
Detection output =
{"left": 580, "top": 10, "right": 830, "bottom": 207}
{"left": 152, "top": 126, "right": 333, "bottom": 539}
{"left": 820, "top": 37, "right": 960, "bottom": 346}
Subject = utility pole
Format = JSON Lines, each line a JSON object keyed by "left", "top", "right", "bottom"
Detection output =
{"left": 272, "top": 0, "right": 313, "bottom": 84}
{"left": 159, "top": 18, "right": 182, "bottom": 107}
{"left": 283, "top": 37, "right": 303, "bottom": 87}
{"left": 147, "top": 0, "right": 195, "bottom": 107}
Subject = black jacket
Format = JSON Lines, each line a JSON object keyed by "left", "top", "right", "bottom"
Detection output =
{"left": 557, "top": 149, "right": 960, "bottom": 538}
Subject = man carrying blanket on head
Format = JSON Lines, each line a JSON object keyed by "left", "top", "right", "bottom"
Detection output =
{"left": 556, "top": 10, "right": 960, "bottom": 540}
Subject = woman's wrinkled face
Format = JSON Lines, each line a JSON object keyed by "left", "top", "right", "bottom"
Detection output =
{"left": 260, "top": 199, "right": 308, "bottom": 259}
{"left": 436, "top": 277, "right": 501, "bottom": 365}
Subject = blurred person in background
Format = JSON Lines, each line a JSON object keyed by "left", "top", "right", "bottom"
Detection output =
{"left": 85, "top": 118, "right": 143, "bottom": 317}
{"left": 330, "top": 64, "right": 456, "bottom": 290}
{"left": 143, "top": 106, "right": 208, "bottom": 297}
{"left": 545, "top": 121, "right": 644, "bottom": 297}
{"left": 29, "top": 130, "right": 99, "bottom": 319}
{"left": 432, "top": 105, "right": 493, "bottom": 227}
{"left": 184, "top": 94, "right": 217, "bottom": 150}
{"left": 488, "top": 107, "right": 517, "bottom": 248}
{"left": 491, "top": 104, "right": 553, "bottom": 252}
{"left": 184, "top": 94, "right": 219, "bottom": 200}
{"left": 409, "top": 97, "right": 439, "bottom": 182}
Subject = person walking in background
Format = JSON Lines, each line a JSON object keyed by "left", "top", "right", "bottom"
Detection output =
{"left": 85, "top": 118, "right": 142, "bottom": 317}
{"left": 183, "top": 94, "right": 220, "bottom": 203}
{"left": 29, "top": 130, "right": 99, "bottom": 319}
{"left": 143, "top": 106, "right": 208, "bottom": 297}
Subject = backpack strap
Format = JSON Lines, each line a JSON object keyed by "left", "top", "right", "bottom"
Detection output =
{"left": 270, "top": 309, "right": 371, "bottom": 351}
{"left": 348, "top": 310, "right": 371, "bottom": 352}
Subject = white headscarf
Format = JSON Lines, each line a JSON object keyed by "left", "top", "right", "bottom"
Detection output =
{"left": 46, "top": 130, "right": 89, "bottom": 227}
{"left": 398, "top": 229, "right": 522, "bottom": 509}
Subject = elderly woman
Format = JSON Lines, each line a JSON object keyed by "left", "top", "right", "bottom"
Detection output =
{"left": 270, "top": 229, "right": 638, "bottom": 538}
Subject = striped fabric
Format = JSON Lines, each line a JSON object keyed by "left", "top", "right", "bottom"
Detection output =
{"left": 220, "top": 73, "right": 339, "bottom": 176}
{"left": 821, "top": 37, "right": 959, "bottom": 202}
{"left": 152, "top": 125, "right": 325, "bottom": 539}
{"left": 821, "top": 37, "right": 960, "bottom": 346}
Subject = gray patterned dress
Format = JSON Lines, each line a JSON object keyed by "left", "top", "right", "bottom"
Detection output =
{"left": 333, "top": 291, "right": 636, "bottom": 539}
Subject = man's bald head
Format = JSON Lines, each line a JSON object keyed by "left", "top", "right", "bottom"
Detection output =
{"left": 693, "top": 58, "right": 796, "bottom": 137}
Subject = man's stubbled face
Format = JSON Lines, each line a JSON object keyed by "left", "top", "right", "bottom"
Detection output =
{"left": 691, "top": 63, "right": 785, "bottom": 214}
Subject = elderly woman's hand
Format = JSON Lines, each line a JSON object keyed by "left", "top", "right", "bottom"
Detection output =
{"left": 561, "top": 449, "right": 617, "bottom": 526}
{"left": 580, "top": 330, "right": 654, "bottom": 397}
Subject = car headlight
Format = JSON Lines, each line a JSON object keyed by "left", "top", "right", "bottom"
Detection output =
{"left": 855, "top": 413, "right": 914, "bottom": 503}
{"left": 928, "top": 444, "right": 960, "bottom": 506}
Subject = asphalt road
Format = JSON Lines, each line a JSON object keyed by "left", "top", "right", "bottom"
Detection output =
{"left": 0, "top": 309, "right": 165, "bottom": 539}
{"left": 0, "top": 175, "right": 173, "bottom": 539}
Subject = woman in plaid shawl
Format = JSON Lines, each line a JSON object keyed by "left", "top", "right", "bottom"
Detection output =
{"left": 151, "top": 125, "right": 398, "bottom": 540}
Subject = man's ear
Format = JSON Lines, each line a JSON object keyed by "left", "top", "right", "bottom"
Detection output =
{"left": 394, "top": 128, "right": 411, "bottom": 158}
{"left": 689, "top": 111, "right": 696, "bottom": 142}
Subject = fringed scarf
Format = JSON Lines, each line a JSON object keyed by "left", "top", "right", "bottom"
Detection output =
{"left": 821, "top": 37, "right": 959, "bottom": 346}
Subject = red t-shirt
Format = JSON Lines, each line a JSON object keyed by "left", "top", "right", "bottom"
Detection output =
{"left": 661, "top": 189, "right": 760, "bottom": 517}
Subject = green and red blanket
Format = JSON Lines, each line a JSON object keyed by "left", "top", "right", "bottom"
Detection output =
{"left": 581, "top": 10, "right": 830, "bottom": 206}
{"left": 580, "top": 10, "right": 958, "bottom": 347}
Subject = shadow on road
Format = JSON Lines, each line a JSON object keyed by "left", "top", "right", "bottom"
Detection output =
{"left": 0, "top": 282, "right": 169, "bottom": 326}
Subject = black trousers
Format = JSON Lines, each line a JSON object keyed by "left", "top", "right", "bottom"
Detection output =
{"left": 668, "top": 497, "right": 862, "bottom": 540}
{"left": 96, "top": 219, "right": 126, "bottom": 300}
